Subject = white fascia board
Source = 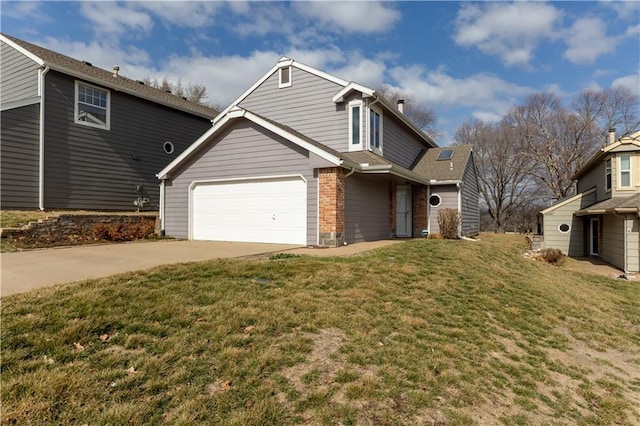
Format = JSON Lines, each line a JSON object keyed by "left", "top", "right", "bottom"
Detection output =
{"left": 157, "top": 113, "right": 232, "bottom": 179}
{"left": 332, "top": 82, "right": 375, "bottom": 103}
{"left": 294, "top": 60, "right": 349, "bottom": 87}
{"left": 212, "top": 64, "right": 280, "bottom": 124}
{"left": 428, "top": 179, "right": 462, "bottom": 186}
{"left": 375, "top": 94, "right": 438, "bottom": 148}
{"left": 0, "top": 35, "right": 44, "bottom": 65}
{"left": 359, "top": 164, "right": 428, "bottom": 185}
{"left": 540, "top": 187, "right": 597, "bottom": 215}
{"left": 214, "top": 58, "right": 350, "bottom": 125}
{"left": 159, "top": 107, "right": 343, "bottom": 179}
{"left": 1, "top": 96, "right": 41, "bottom": 111}
{"left": 243, "top": 110, "right": 342, "bottom": 166}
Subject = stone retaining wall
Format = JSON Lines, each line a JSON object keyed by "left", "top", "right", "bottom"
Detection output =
{"left": 1, "top": 214, "right": 159, "bottom": 248}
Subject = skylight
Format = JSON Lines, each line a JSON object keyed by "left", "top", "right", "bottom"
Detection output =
{"left": 437, "top": 149, "right": 454, "bottom": 161}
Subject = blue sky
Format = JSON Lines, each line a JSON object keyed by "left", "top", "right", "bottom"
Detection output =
{"left": 2, "top": 1, "right": 639, "bottom": 144}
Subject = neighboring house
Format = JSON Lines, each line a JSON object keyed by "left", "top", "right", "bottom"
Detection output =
{"left": 539, "top": 130, "right": 640, "bottom": 273}
{"left": 1, "top": 33, "right": 217, "bottom": 211}
{"left": 157, "top": 57, "right": 480, "bottom": 246}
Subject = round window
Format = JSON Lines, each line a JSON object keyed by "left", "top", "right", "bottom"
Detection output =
{"left": 558, "top": 223, "right": 570, "bottom": 233}
{"left": 429, "top": 194, "right": 441, "bottom": 207}
{"left": 163, "top": 141, "right": 175, "bottom": 154}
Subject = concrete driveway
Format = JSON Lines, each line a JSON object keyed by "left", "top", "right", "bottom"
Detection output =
{"left": 1, "top": 239, "right": 405, "bottom": 297}
{"left": 1, "top": 240, "right": 300, "bottom": 297}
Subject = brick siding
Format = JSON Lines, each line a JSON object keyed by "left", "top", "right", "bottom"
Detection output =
{"left": 318, "top": 167, "right": 345, "bottom": 246}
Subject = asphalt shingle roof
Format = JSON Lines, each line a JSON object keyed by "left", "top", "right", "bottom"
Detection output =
{"left": 411, "top": 145, "right": 473, "bottom": 181}
{"left": 2, "top": 33, "right": 218, "bottom": 119}
{"left": 576, "top": 193, "right": 640, "bottom": 214}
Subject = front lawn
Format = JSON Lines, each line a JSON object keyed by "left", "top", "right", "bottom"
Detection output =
{"left": 2, "top": 234, "right": 639, "bottom": 424}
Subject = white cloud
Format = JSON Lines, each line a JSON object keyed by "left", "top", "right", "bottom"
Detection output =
{"left": 1, "top": 1, "right": 50, "bottom": 22}
{"left": 612, "top": 72, "right": 640, "bottom": 97}
{"left": 293, "top": 1, "right": 401, "bottom": 34}
{"left": 136, "top": 1, "right": 223, "bottom": 28}
{"left": 40, "top": 37, "right": 151, "bottom": 70}
{"left": 601, "top": 0, "right": 640, "bottom": 21}
{"left": 453, "top": 2, "right": 562, "bottom": 68}
{"left": 79, "top": 2, "right": 153, "bottom": 36}
{"left": 563, "top": 17, "right": 619, "bottom": 64}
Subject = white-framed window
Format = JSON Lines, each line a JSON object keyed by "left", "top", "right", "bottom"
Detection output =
{"left": 368, "top": 105, "right": 382, "bottom": 153}
{"left": 348, "top": 100, "right": 362, "bottom": 151}
{"left": 279, "top": 66, "right": 292, "bottom": 88}
{"left": 605, "top": 158, "right": 612, "bottom": 191}
{"left": 75, "top": 81, "right": 110, "bottom": 130}
{"left": 619, "top": 154, "right": 632, "bottom": 188}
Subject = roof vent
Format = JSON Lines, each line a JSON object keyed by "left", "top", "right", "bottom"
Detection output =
{"left": 397, "top": 99, "right": 405, "bottom": 114}
{"left": 112, "top": 65, "right": 120, "bottom": 77}
{"left": 182, "top": 97, "right": 187, "bottom": 101}
{"left": 83, "top": 61, "right": 93, "bottom": 67}
{"left": 165, "top": 90, "right": 172, "bottom": 94}
{"left": 137, "top": 80, "right": 145, "bottom": 85}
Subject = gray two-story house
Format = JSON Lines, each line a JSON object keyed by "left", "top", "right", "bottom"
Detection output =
{"left": 539, "top": 130, "right": 640, "bottom": 273}
{"left": 1, "top": 33, "right": 218, "bottom": 211}
{"left": 158, "top": 57, "right": 480, "bottom": 246}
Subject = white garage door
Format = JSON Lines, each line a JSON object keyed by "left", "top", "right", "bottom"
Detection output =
{"left": 192, "top": 176, "right": 307, "bottom": 244}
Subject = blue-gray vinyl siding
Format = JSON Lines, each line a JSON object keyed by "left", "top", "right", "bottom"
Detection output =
{"left": 0, "top": 41, "right": 40, "bottom": 103}
{"left": 460, "top": 157, "right": 480, "bottom": 236}
{"left": 428, "top": 185, "right": 458, "bottom": 235}
{"left": 381, "top": 113, "right": 427, "bottom": 169}
{"left": 345, "top": 175, "right": 390, "bottom": 243}
{"left": 239, "top": 67, "right": 348, "bottom": 152}
{"left": 42, "top": 71, "right": 210, "bottom": 210}
{"left": 0, "top": 103, "right": 40, "bottom": 209}
{"left": 163, "top": 119, "right": 318, "bottom": 244}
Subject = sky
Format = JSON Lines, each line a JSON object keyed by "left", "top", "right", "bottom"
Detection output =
{"left": 2, "top": 1, "right": 639, "bottom": 145}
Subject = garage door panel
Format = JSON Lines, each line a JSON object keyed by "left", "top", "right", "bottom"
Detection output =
{"left": 192, "top": 177, "right": 306, "bottom": 244}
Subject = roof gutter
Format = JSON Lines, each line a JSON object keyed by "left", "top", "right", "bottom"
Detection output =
{"left": 38, "top": 65, "right": 50, "bottom": 211}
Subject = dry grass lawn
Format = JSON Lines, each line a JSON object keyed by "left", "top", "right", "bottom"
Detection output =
{"left": 2, "top": 234, "right": 639, "bottom": 425}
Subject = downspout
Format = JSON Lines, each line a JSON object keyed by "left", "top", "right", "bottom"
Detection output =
{"left": 457, "top": 182, "right": 462, "bottom": 237}
{"left": 159, "top": 180, "right": 166, "bottom": 236}
{"left": 344, "top": 168, "right": 356, "bottom": 179}
{"left": 38, "top": 65, "right": 50, "bottom": 211}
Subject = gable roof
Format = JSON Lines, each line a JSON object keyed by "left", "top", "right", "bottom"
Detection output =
{"left": 214, "top": 56, "right": 437, "bottom": 149}
{"left": 411, "top": 145, "right": 474, "bottom": 182}
{"left": 158, "top": 106, "right": 430, "bottom": 185}
{"left": 573, "top": 130, "right": 640, "bottom": 180}
{"left": 1, "top": 33, "right": 218, "bottom": 119}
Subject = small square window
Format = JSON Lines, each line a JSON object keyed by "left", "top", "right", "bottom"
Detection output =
{"left": 279, "top": 66, "right": 291, "bottom": 88}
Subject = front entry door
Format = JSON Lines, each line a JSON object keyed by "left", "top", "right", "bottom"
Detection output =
{"left": 590, "top": 217, "right": 599, "bottom": 255}
{"left": 396, "top": 186, "right": 412, "bottom": 237}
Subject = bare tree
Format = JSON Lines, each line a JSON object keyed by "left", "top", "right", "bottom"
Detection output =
{"left": 599, "top": 86, "right": 640, "bottom": 137}
{"left": 143, "top": 76, "right": 209, "bottom": 104}
{"left": 376, "top": 85, "right": 439, "bottom": 140}
{"left": 507, "top": 92, "right": 602, "bottom": 201}
{"left": 454, "top": 120, "right": 536, "bottom": 233}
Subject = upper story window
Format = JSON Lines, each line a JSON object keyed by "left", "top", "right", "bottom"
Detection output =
{"left": 75, "top": 81, "right": 110, "bottom": 130}
{"left": 279, "top": 66, "right": 292, "bottom": 88}
{"left": 348, "top": 101, "right": 362, "bottom": 151}
{"left": 369, "top": 106, "right": 382, "bottom": 153}
{"left": 619, "top": 154, "right": 632, "bottom": 188}
{"left": 605, "top": 158, "right": 612, "bottom": 191}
